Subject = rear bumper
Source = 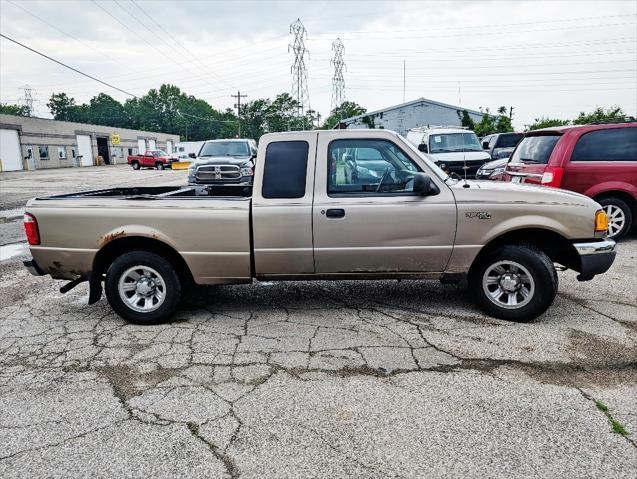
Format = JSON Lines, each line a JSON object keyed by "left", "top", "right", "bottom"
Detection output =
{"left": 23, "top": 259, "right": 44, "bottom": 276}
{"left": 573, "top": 239, "right": 616, "bottom": 281}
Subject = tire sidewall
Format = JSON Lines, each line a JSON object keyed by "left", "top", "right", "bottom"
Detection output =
{"left": 598, "top": 197, "right": 633, "bottom": 240}
{"left": 132, "top": 161, "right": 140, "bottom": 170}
{"left": 469, "top": 245, "right": 557, "bottom": 322}
{"left": 156, "top": 162, "right": 165, "bottom": 170}
{"left": 105, "top": 251, "right": 181, "bottom": 325}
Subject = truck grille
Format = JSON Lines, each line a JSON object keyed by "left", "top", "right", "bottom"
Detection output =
{"left": 195, "top": 165, "right": 241, "bottom": 182}
{"left": 440, "top": 160, "right": 488, "bottom": 179}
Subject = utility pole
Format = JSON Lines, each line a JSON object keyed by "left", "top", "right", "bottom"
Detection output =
{"left": 330, "top": 38, "right": 346, "bottom": 113}
{"left": 289, "top": 18, "right": 310, "bottom": 122}
{"left": 231, "top": 90, "right": 247, "bottom": 137}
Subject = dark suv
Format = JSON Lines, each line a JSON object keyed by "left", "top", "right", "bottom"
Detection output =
{"left": 481, "top": 132, "right": 524, "bottom": 160}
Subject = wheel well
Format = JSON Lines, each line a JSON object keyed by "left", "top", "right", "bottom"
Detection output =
{"left": 593, "top": 191, "right": 637, "bottom": 213}
{"left": 471, "top": 228, "right": 581, "bottom": 272}
{"left": 92, "top": 236, "right": 193, "bottom": 285}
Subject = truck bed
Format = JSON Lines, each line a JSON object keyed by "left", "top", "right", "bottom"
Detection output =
{"left": 26, "top": 186, "right": 253, "bottom": 284}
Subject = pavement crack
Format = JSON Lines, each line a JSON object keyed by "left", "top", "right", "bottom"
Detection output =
{"left": 187, "top": 422, "right": 240, "bottom": 478}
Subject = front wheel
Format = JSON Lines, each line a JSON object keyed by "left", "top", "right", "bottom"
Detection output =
{"left": 105, "top": 251, "right": 181, "bottom": 324}
{"left": 156, "top": 162, "right": 165, "bottom": 170}
{"left": 131, "top": 161, "right": 140, "bottom": 170}
{"left": 468, "top": 245, "right": 557, "bottom": 322}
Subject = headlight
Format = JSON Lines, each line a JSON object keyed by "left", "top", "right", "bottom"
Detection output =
{"left": 240, "top": 163, "right": 254, "bottom": 176}
{"left": 492, "top": 167, "right": 505, "bottom": 175}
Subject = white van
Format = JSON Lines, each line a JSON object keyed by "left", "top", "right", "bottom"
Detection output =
{"left": 406, "top": 127, "right": 491, "bottom": 178}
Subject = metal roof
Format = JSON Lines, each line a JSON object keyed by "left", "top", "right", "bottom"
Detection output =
{"left": 340, "top": 97, "right": 485, "bottom": 123}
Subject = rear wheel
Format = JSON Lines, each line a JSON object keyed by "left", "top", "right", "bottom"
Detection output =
{"left": 131, "top": 161, "right": 140, "bottom": 170}
{"left": 156, "top": 162, "right": 165, "bottom": 170}
{"left": 469, "top": 244, "right": 557, "bottom": 322}
{"left": 105, "top": 251, "right": 181, "bottom": 325}
{"left": 598, "top": 197, "right": 632, "bottom": 240}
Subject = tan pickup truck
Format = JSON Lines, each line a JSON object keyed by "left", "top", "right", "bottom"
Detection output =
{"left": 23, "top": 129, "right": 616, "bottom": 325}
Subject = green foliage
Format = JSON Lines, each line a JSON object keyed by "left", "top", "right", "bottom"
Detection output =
{"left": 0, "top": 103, "right": 31, "bottom": 116}
{"left": 573, "top": 106, "right": 628, "bottom": 125}
{"left": 239, "top": 93, "right": 318, "bottom": 139}
{"left": 527, "top": 117, "right": 570, "bottom": 131}
{"left": 321, "top": 101, "right": 367, "bottom": 129}
{"left": 47, "top": 93, "right": 77, "bottom": 121}
{"left": 473, "top": 106, "right": 514, "bottom": 137}
{"left": 456, "top": 110, "right": 475, "bottom": 130}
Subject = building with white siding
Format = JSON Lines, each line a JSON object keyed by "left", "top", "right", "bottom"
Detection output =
{"left": 337, "top": 97, "right": 485, "bottom": 136}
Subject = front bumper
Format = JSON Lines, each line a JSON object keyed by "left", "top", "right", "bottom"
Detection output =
{"left": 573, "top": 239, "right": 616, "bottom": 281}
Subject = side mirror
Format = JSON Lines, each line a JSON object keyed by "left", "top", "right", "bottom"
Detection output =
{"left": 413, "top": 172, "right": 439, "bottom": 196}
{"left": 482, "top": 141, "right": 489, "bottom": 149}
{"left": 417, "top": 143, "right": 428, "bottom": 153}
{"left": 188, "top": 153, "right": 196, "bottom": 159}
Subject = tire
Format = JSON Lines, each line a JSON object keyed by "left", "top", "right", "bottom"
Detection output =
{"left": 156, "top": 162, "right": 165, "bottom": 170}
{"left": 105, "top": 251, "right": 181, "bottom": 325}
{"left": 468, "top": 244, "right": 557, "bottom": 322}
{"left": 131, "top": 161, "right": 140, "bottom": 170}
{"left": 598, "top": 197, "right": 632, "bottom": 240}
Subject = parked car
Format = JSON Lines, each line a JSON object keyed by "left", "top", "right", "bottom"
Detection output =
{"left": 188, "top": 139, "right": 257, "bottom": 185}
{"left": 481, "top": 132, "right": 524, "bottom": 159}
{"left": 405, "top": 127, "right": 491, "bottom": 178}
{"left": 128, "top": 150, "right": 176, "bottom": 170}
{"left": 24, "top": 129, "right": 615, "bottom": 325}
{"left": 475, "top": 157, "right": 508, "bottom": 180}
{"left": 503, "top": 123, "right": 637, "bottom": 239}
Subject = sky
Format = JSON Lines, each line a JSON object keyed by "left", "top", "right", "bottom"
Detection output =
{"left": 1, "top": 0, "right": 636, "bottom": 129}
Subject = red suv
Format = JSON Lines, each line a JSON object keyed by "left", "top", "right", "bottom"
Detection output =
{"left": 503, "top": 123, "right": 637, "bottom": 239}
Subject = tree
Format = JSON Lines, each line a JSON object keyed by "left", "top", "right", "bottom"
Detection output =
{"left": 0, "top": 103, "right": 30, "bottom": 116}
{"left": 527, "top": 117, "right": 570, "bottom": 131}
{"left": 86, "top": 93, "right": 129, "bottom": 127}
{"left": 456, "top": 109, "right": 475, "bottom": 130}
{"left": 321, "top": 101, "right": 367, "bottom": 129}
{"left": 573, "top": 106, "right": 628, "bottom": 125}
{"left": 47, "top": 92, "right": 78, "bottom": 121}
{"left": 474, "top": 106, "right": 514, "bottom": 136}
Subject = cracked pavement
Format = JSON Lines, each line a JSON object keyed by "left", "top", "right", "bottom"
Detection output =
{"left": 1, "top": 166, "right": 636, "bottom": 477}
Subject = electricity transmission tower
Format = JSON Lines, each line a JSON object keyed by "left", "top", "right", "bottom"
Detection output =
{"left": 289, "top": 18, "right": 310, "bottom": 124}
{"left": 19, "top": 84, "right": 36, "bottom": 116}
{"left": 330, "top": 38, "right": 346, "bottom": 113}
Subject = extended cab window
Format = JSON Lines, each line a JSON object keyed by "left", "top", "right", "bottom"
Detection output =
{"left": 328, "top": 139, "right": 420, "bottom": 195}
{"left": 571, "top": 128, "right": 637, "bottom": 162}
{"left": 262, "top": 141, "right": 309, "bottom": 198}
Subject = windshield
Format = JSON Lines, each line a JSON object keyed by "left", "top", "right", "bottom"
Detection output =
{"left": 496, "top": 133, "right": 524, "bottom": 149}
{"left": 429, "top": 133, "right": 482, "bottom": 153}
{"left": 199, "top": 141, "right": 250, "bottom": 157}
{"left": 510, "top": 135, "right": 560, "bottom": 164}
{"left": 398, "top": 134, "right": 449, "bottom": 181}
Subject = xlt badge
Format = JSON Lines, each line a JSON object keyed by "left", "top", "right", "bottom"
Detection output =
{"left": 466, "top": 211, "right": 492, "bottom": 219}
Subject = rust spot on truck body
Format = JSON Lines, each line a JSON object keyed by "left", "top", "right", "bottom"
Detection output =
{"left": 101, "top": 230, "right": 126, "bottom": 245}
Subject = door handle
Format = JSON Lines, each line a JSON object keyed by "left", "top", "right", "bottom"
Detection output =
{"left": 325, "top": 208, "right": 345, "bottom": 219}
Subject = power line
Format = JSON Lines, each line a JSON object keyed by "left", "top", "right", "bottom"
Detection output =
{"left": 0, "top": 33, "right": 138, "bottom": 97}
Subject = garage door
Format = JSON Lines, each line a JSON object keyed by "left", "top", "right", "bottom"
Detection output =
{"left": 76, "top": 135, "right": 93, "bottom": 166}
{"left": 138, "top": 138, "right": 146, "bottom": 154}
{"left": 148, "top": 139, "right": 157, "bottom": 150}
{"left": 0, "top": 129, "right": 23, "bottom": 171}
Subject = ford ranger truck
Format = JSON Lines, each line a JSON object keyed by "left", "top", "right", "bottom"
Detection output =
{"left": 23, "top": 129, "right": 616, "bottom": 325}
{"left": 128, "top": 150, "right": 175, "bottom": 170}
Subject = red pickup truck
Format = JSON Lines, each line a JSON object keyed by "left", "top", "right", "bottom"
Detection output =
{"left": 503, "top": 123, "right": 637, "bottom": 239}
{"left": 128, "top": 150, "right": 176, "bottom": 170}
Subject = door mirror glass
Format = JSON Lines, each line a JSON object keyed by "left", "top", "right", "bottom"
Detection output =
{"left": 417, "top": 143, "right": 428, "bottom": 153}
{"left": 413, "top": 172, "right": 439, "bottom": 196}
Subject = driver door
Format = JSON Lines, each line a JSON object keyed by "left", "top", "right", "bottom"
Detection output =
{"left": 312, "top": 131, "right": 457, "bottom": 274}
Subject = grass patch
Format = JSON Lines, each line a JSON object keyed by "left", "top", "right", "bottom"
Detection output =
{"left": 595, "top": 400, "right": 629, "bottom": 437}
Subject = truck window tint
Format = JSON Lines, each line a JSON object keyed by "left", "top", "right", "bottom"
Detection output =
{"left": 510, "top": 135, "right": 560, "bottom": 164}
{"left": 328, "top": 139, "right": 420, "bottom": 195}
{"left": 495, "top": 133, "right": 523, "bottom": 148}
{"left": 571, "top": 128, "right": 637, "bottom": 162}
{"left": 262, "top": 141, "right": 309, "bottom": 199}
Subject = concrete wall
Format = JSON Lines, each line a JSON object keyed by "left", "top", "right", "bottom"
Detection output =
{"left": 0, "top": 114, "right": 180, "bottom": 170}
{"left": 343, "top": 101, "right": 484, "bottom": 136}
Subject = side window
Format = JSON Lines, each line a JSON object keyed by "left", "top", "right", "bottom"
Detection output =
{"left": 489, "top": 136, "right": 498, "bottom": 148}
{"left": 262, "top": 141, "right": 309, "bottom": 199}
{"left": 38, "top": 146, "right": 49, "bottom": 160}
{"left": 571, "top": 128, "right": 637, "bottom": 162}
{"left": 328, "top": 139, "right": 420, "bottom": 195}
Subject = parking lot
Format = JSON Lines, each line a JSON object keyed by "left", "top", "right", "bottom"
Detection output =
{"left": 1, "top": 165, "right": 636, "bottom": 478}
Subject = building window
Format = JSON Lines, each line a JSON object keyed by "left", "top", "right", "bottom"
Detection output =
{"left": 128, "top": 148, "right": 133, "bottom": 155}
{"left": 58, "top": 147, "right": 67, "bottom": 159}
{"left": 71, "top": 147, "right": 76, "bottom": 158}
{"left": 38, "top": 146, "right": 49, "bottom": 160}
